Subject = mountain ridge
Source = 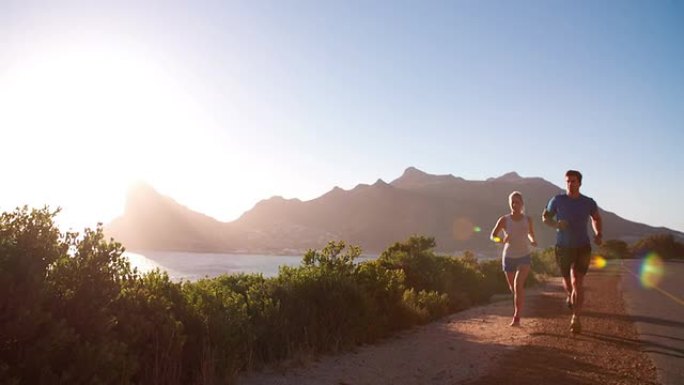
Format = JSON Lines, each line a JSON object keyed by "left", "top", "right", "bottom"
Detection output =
{"left": 105, "top": 167, "right": 684, "bottom": 255}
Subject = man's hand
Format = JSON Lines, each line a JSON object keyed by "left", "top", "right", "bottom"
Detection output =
{"left": 591, "top": 211, "right": 603, "bottom": 246}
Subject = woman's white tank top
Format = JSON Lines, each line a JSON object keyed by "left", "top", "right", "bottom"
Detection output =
{"left": 503, "top": 215, "right": 530, "bottom": 259}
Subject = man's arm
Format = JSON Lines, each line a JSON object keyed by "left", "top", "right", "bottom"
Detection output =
{"left": 542, "top": 209, "right": 556, "bottom": 228}
{"left": 591, "top": 210, "right": 603, "bottom": 245}
{"left": 542, "top": 209, "right": 567, "bottom": 230}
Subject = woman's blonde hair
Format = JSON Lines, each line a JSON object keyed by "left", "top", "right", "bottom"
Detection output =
{"left": 508, "top": 191, "right": 524, "bottom": 212}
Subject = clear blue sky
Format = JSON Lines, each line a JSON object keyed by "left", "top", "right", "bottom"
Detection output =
{"left": 1, "top": 0, "right": 682, "bottom": 232}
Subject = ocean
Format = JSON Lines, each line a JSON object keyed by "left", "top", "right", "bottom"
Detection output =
{"left": 124, "top": 251, "right": 376, "bottom": 281}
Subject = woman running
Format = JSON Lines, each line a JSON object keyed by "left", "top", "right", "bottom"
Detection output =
{"left": 490, "top": 191, "right": 537, "bottom": 326}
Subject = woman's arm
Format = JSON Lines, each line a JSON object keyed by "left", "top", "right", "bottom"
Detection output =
{"left": 527, "top": 216, "right": 538, "bottom": 247}
{"left": 490, "top": 216, "right": 505, "bottom": 243}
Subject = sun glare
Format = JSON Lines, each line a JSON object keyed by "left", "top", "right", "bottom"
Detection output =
{"left": 591, "top": 255, "right": 607, "bottom": 269}
{"left": 0, "top": 40, "right": 228, "bottom": 230}
{"left": 640, "top": 252, "right": 665, "bottom": 289}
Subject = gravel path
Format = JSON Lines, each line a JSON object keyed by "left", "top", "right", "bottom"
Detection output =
{"left": 238, "top": 264, "right": 658, "bottom": 385}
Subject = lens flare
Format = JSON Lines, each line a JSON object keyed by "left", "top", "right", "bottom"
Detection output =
{"left": 473, "top": 226, "right": 482, "bottom": 233}
{"left": 640, "top": 252, "right": 665, "bottom": 288}
{"left": 591, "top": 255, "right": 607, "bottom": 269}
{"left": 452, "top": 217, "right": 475, "bottom": 241}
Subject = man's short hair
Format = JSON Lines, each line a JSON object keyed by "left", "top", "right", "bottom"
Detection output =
{"left": 565, "top": 170, "right": 583, "bottom": 184}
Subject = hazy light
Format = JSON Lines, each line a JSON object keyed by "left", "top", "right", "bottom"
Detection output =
{"left": 591, "top": 255, "right": 607, "bottom": 269}
{"left": 0, "top": 39, "right": 237, "bottom": 230}
{"left": 640, "top": 252, "right": 665, "bottom": 288}
{"left": 452, "top": 217, "right": 475, "bottom": 241}
{"left": 473, "top": 226, "right": 482, "bottom": 233}
{"left": 123, "top": 251, "right": 164, "bottom": 275}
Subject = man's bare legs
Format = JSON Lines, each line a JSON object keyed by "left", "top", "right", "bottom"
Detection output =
{"left": 571, "top": 268, "right": 585, "bottom": 314}
{"left": 561, "top": 275, "right": 572, "bottom": 307}
{"left": 570, "top": 266, "right": 585, "bottom": 333}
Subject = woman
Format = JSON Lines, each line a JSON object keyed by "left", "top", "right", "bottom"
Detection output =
{"left": 490, "top": 191, "right": 537, "bottom": 326}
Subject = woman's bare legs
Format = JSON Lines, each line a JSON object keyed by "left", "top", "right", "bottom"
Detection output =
{"left": 506, "top": 265, "right": 531, "bottom": 325}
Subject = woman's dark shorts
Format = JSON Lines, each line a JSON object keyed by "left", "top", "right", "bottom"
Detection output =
{"left": 555, "top": 245, "right": 592, "bottom": 278}
{"left": 502, "top": 254, "right": 531, "bottom": 273}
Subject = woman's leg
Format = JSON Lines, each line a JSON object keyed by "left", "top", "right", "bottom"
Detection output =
{"left": 505, "top": 271, "right": 516, "bottom": 293}
{"left": 513, "top": 264, "right": 531, "bottom": 320}
{"left": 504, "top": 270, "right": 517, "bottom": 325}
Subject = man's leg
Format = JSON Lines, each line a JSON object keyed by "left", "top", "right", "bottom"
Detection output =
{"left": 562, "top": 276, "right": 572, "bottom": 307}
{"left": 570, "top": 246, "right": 591, "bottom": 333}
{"left": 570, "top": 267, "right": 585, "bottom": 316}
{"left": 556, "top": 246, "right": 573, "bottom": 307}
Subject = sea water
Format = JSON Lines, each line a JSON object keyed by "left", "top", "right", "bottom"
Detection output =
{"left": 124, "top": 251, "right": 376, "bottom": 281}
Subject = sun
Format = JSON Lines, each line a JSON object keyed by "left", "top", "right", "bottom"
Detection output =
{"left": 0, "top": 39, "right": 226, "bottom": 230}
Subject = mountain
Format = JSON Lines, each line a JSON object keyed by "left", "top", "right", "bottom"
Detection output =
{"left": 106, "top": 183, "right": 238, "bottom": 252}
{"left": 105, "top": 168, "right": 684, "bottom": 256}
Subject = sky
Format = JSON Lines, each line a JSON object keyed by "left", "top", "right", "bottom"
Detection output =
{"left": 1, "top": 0, "right": 683, "bottom": 233}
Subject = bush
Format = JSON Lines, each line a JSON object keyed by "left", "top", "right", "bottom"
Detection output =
{"left": 598, "top": 239, "right": 631, "bottom": 260}
{"left": 631, "top": 233, "right": 684, "bottom": 260}
{"left": 477, "top": 259, "right": 510, "bottom": 293}
{"left": 1, "top": 207, "right": 550, "bottom": 384}
{"left": 531, "top": 247, "right": 559, "bottom": 277}
{"left": 0, "top": 207, "right": 138, "bottom": 384}
{"left": 401, "top": 289, "right": 449, "bottom": 323}
{"left": 378, "top": 236, "right": 495, "bottom": 310}
{"left": 116, "top": 270, "right": 188, "bottom": 385}
{"left": 354, "top": 260, "right": 412, "bottom": 338}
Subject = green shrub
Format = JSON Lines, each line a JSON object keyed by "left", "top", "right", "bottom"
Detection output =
{"left": 378, "top": 236, "right": 493, "bottom": 311}
{"left": 597, "top": 239, "right": 631, "bottom": 260}
{"left": 531, "top": 247, "right": 559, "bottom": 277}
{"left": 477, "top": 259, "right": 510, "bottom": 294}
{"left": 0, "top": 207, "right": 140, "bottom": 384}
{"left": 354, "top": 260, "right": 412, "bottom": 338}
{"left": 401, "top": 289, "right": 449, "bottom": 323}
{"left": 1, "top": 207, "right": 553, "bottom": 384}
{"left": 631, "top": 233, "right": 684, "bottom": 260}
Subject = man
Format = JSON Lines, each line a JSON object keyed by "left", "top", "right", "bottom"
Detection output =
{"left": 542, "top": 170, "right": 602, "bottom": 333}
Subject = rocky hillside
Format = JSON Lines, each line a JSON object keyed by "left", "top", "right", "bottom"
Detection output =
{"left": 106, "top": 167, "right": 683, "bottom": 255}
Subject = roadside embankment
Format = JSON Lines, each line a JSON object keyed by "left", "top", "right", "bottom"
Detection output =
{"left": 239, "top": 264, "right": 659, "bottom": 385}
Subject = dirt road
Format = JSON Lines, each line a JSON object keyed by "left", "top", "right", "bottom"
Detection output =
{"left": 238, "top": 264, "right": 658, "bottom": 385}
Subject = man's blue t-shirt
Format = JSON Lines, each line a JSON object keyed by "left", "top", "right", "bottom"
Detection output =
{"left": 546, "top": 194, "right": 598, "bottom": 248}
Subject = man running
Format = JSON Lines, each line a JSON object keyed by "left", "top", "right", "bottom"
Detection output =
{"left": 542, "top": 170, "right": 603, "bottom": 333}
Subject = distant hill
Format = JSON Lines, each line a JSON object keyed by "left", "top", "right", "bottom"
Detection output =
{"left": 105, "top": 167, "right": 684, "bottom": 256}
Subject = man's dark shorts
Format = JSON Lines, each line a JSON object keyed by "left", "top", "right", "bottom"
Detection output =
{"left": 555, "top": 245, "right": 592, "bottom": 278}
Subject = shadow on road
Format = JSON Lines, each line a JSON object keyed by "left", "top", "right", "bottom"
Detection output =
{"left": 582, "top": 331, "right": 684, "bottom": 358}
{"left": 583, "top": 310, "right": 684, "bottom": 329}
{"left": 462, "top": 343, "right": 652, "bottom": 385}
